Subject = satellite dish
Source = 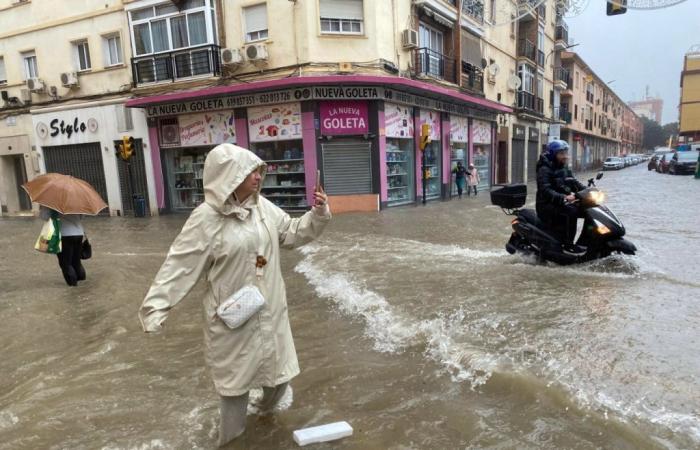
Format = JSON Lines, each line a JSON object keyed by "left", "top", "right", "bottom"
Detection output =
{"left": 507, "top": 75, "right": 522, "bottom": 90}
{"left": 489, "top": 63, "right": 501, "bottom": 77}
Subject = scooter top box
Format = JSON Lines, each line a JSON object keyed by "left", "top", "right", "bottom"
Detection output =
{"left": 491, "top": 184, "right": 527, "bottom": 209}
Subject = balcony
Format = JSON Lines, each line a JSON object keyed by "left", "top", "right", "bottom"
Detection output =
{"left": 517, "top": 0, "right": 538, "bottom": 21}
{"left": 516, "top": 91, "right": 544, "bottom": 116}
{"left": 555, "top": 20, "right": 569, "bottom": 50}
{"left": 132, "top": 44, "right": 221, "bottom": 86}
{"left": 554, "top": 66, "right": 570, "bottom": 89}
{"left": 414, "top": 47, "right": 457, "bottom": 84}
{"left": 461, "top": 61, "right": 484, "bottom": 94}
{"left": 518, "top": 39, "right": 537, "bottom": 63}
{"left": 462, "top": 0, "right": 484, "bottom": 24}
{"left": 553, "top": 106, "right": 572, "bottom": 124}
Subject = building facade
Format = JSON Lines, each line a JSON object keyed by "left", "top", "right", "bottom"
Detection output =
{"left": 679, "top": 47, "right": 700, "bottom": 144}
{"left": 628, "top": 96, "right": 663, "bottom": 125}
{"left": 0, "top": 0, "right": 158, "bottom": 216}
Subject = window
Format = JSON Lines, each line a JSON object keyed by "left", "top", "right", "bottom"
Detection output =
{"left": 22, "top": 50, "right": 38, "bottom": 79}
{"left": 74, "top": 40, "right": 92, "bottom": 71}
{"left": 537, "top": 73, "right": 544, "bottom": 99}
{"left": 0, "top": 57, "right": 6, "bottom": 84}
{"left": 320, "top": 0, "right": 363, "bottom": 34}
{"left": 537, "top": 26, "right": 544, "bottom": 50}
{"left": 575, "top": 71, "right": 579, "bottom": 88}
{"left": 489, "top": 0, "right": 496, "bottom": 23}
{"left": 103, "top": 34, "right": 123, "bottom": 66}
{"left": 419, "top": 23, "right": 445, "bottom": 77}
{"left": 518, "top": 63, "right": 535, "bottom": 93}
{"left": 244, "top": 4, "right": 268, "bottom": 42}
{"left": 574, "top": 104, "right": 578, "bottom": 120}
{"left": 129, "top": 0, "right": 214, "bottom": 56}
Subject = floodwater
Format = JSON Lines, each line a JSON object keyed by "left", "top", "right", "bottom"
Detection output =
{"left": 1, "top": 164, "right": 699, "bottom": 450}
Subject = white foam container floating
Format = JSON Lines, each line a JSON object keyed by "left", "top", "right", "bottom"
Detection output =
{"left": 293, "top": 421, "right": 353, "bottom": 446}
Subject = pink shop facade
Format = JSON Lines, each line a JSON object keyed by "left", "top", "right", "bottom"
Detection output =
{"left": 126, "top": 75, "right": 511, "bottom": 213}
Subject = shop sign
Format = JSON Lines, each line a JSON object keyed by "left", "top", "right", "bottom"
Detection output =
{"left": 145, "top": 86, "right": 498, "bottom": 121}
{"left": 513, "top": 125, "right": 526, "bottom": 140}
{"left": 528, "top": 127, "right": 539, "bottom": 140}
{"left": 449, "top": 115, "right": 469, "bottom": 143}
{"left": 419, "top": 110, "right": 440, "bottom": 140}
{"left": 472, "top": 120, "right": 492, "bottom": 144}
{"left": 179, "top": 111, "right": 236, "bottom": 146}
{"left": 248, "top": 103, "right": 302, "bottom": 143}
{"left": 548, "top": 124, "right": 561, "bottom": 140}
{"left": 319, "top": 101, "right": 368, "bottom": 135}
{"left": 385, "top": 103, "right": 414, "bottom": 139}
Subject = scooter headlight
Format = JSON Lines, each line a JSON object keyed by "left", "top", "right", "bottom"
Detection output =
{"left": 588, "top": 191, "right": 606, "bottom": 205}
{"left": 593, "top": 219, "right": 611, "bottom": 235}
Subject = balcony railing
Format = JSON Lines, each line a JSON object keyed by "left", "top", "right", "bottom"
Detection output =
{"left": 462, "top": 0, "right": 485, "bottom": 24}
{"left": 131, "top": 44, "right": 221, "bottom": 86}
{"left": 555, "top": 22, "right": 569, "bottom": 45}
{"left": 554, "top": 66, "right": 570, "bottom": 87}
{"left": 516, "top": 91, "right": 544, "bottom": 115}
{"left": 518, "top": 39, "right": 536, "bottom": 62}
{"left": 414, "top": 47, "right": 457, "bottom": 84}
{"left": 461, "top": 61, "right": 484, "bottom": 94}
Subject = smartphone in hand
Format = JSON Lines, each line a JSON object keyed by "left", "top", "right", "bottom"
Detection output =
{"left": 315, "top": 170, "right": 322, "bottom": 192}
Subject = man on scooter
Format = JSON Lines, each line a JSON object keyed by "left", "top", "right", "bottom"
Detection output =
{"left": 536, "top": 140, "right": 586, "bottom": 244}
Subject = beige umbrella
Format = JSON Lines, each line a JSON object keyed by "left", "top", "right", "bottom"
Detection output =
{"left": 22, "top": 173, "right": 108, "bottom": 215}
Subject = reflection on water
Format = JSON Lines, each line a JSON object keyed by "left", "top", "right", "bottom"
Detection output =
{"left": 0, "top": 166, "right": 698, "bottom": 449}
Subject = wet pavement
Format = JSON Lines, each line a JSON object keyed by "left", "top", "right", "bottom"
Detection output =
{"left": 1, "top": 164, "right": 699, "bottom": 450}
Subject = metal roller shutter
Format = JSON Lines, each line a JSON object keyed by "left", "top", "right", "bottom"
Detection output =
{"left": 511, "top": 139, "right": 525, "bottom": 183}
{"left": 322, "top": 141, "right": 372, "bottom": 195}
{"left": 527, "top": 141, "right": 539, "bottom": 181}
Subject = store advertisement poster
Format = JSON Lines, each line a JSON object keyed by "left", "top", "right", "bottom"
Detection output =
{"left": 179, "top": 112, "right": 236, "bottom": 146}
{"left": 248, "top": 103, "right": 302, "bottom": 142}
{"left": 450, "top": 115, "right": 469, "bottom": 143}
{"left": 419, "top": 109, "right": 441, "bottom": 140}
{"left": 319, "top": 100, "right": 369, "bottom": 135}
{"left": 385, "top": 103, "right": 414, "bottom": 138}
{"left": 471, "top": 119, "right": 492, "bottom": 144}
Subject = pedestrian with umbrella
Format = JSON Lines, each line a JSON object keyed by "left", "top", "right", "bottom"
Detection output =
{"left": 23, "top": 173, "right": 107, "bottom": 286}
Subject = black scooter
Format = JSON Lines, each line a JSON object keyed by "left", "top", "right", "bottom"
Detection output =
{"left": 491, "top": 173, "right": 636, "bottom": 265}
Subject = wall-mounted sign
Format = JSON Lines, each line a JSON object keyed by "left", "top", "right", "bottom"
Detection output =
{"left": 247, "top": 103, "right": 302, "bottom": 143}
{"left": 513, "top": 124, "right": 526, "bottom": 140}
{"left": 319, "top": 101, "right": 368, "bottom": 135}
{"left": 385, "top": 103, "right": 414, "bottom": 139}
{"left": 144, "top": 86, "right": 498, "bottom": 121}
{"left": 449, "top": 115, "right": 469, "bottom": 143}
{"left": 419, "top": 110, "right": 441, "bottom": 141}
{"left": 47, "top": 117, "right": 96, "bottom": 139}
{"left": 179, "top": 111, "right": 236, "bottom": 146}
{"left": 528, "top": 126, "right": 539, "bottom": 140}
{"left": 472, "top": 120, "right": 492, "bottom": 144}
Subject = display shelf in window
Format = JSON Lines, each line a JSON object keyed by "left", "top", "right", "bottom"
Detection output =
{"left": 250, "top": 140, "right": 308, "bottom": 211}
{"left": 385, "top": 138, "right": 415, "bottom": 206}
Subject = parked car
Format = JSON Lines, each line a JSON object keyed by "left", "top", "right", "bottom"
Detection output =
{"left": 669, "top": 151, "right": 699, "bottom": 175}
{"left": 658, "top": 152, "right": 675, "bottom": 173}
{"left": 603, "top": 157, "right": 625, "bottom": 170}
{"left": 648, "top": 155, "right": 659, "bottom": 171}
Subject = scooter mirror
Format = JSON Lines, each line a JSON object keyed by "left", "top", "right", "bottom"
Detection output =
{"left": 596, "top": 172, "right": 604, "bottom": 180}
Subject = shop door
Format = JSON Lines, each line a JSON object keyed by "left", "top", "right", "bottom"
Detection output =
{"left": 527, "top": 140, "right": 539, "bottom": 182}
{"left": 13, "top": 155, "right": 32, "bottom": 210}
{"left": 116, "top": 139, "right": 150, "bottom": 216}
{"left": 42, "top": 143, "right": 109, "bottom": 213}
{"left": 511, "top": 139, "right": 525, "bottom": 183}
{"left": 321, "top": 141, "right": 372, "bottom": 195}
{"left": 496, "top": 141, "right": 508, "bottom": 184}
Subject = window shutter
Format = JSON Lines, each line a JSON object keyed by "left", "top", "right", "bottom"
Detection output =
{"left": 319, "top": 0, "right": 363, "bottom": 20}
{"left": 322, "top": 141, "right": 372, "bottom": 195}
{"left": 461, "top": 31, "right": 481, "bottom": 66}
{"left": 245, "top": 4, "right": 268, "bottom": 33}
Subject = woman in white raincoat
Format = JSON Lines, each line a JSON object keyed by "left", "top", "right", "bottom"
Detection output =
{"left": 138, "top": 143, "right": 330, "bottom": 447}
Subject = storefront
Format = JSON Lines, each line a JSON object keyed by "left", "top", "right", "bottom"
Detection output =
{"left": 511, "top": 125, "right": 526, "bottom": 183}
{"left": 449, "top": 115, "right": 469, "bottom": 197}
{"left": 384, "top": 103, "right": 415, "bottom": 206}
{"left": 471, "top": 119, "right": 493, "bottom": 191}
{"left": 31, "top": 100, "right": 156, "bottom": 216}
{"left": 418, "top": 109, "right": 442, "bottom": 201}
{"left": 527, "top": 126, "right": 540, "bottom": 182}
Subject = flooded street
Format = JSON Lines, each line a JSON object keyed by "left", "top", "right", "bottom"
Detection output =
{"left": 1, "top": 165, "right": 699, "bottom": 450}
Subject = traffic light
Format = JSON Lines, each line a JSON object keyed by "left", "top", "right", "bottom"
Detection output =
{"left": 420, "top": 123, "right": 431, "bottom": 151}
{"left": 607, "top": 0, "right": 627, "bottom": 16}
{"left": 116, "top": 136, "right": 135, "bottom": 161}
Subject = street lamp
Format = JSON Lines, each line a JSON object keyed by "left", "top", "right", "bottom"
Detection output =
{"left": 545, "top": 43, "right": 580, "bottom": 66}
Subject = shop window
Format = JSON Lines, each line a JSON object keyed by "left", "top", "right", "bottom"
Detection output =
{"left": 244, "top": 3, "right": 269, "bottom": 42}
{"left": 320, "top": 0, "right": 363, "bottom": 35}
{"left": 73, "top": 40, "right": 92, "bottom": 72}
{"left": 103, "top": 34, "right": 123, "bottom": 66}
{"left": 21, "top": 50, "right": 38, "bottom": 79}
{"left": 385, "top": 103, "right": 416, "bottom": 206}
{"left": 0, "top": 57, "right": 6, "bottom": 84}
{"left": 165, "top": 148, "right": 208, "bottom": 210}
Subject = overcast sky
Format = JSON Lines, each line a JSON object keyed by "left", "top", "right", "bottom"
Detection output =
{"left": 567, "top": 0, "right": 699, "bottom": 125}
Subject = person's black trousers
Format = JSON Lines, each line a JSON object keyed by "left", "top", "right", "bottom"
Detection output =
{"left": 537, "top": 204, "right": 580, "bottom": 244}
{"left": 56, "top": 236, "right": 86, "bottom": 286}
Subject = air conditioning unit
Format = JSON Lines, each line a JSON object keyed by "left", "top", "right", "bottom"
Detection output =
{"left": 61, "top": 72, "right": 79, "bottom": 87}
{"left": 221, "top": 48, "right": 243, "bottom": 65}
{"left": 27, "top": 78, "right": 45, "bottom": 93}
{"left": 245, "top": 44, "right": 268, "bottom": 62}
{"left": 402, "top": 29, "right": 418, "bottom": 49}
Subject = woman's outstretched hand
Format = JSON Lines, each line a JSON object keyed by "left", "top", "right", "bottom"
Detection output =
{"left": 314, "top": 185, "right": 328, "bottom": 208}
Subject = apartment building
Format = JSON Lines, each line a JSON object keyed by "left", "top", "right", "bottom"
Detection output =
{"left": 558, "top": 51, "right": 642, "bottom": 169}
{"left": 0, "top": 0, "right": 158, "bottom": 216}
{"left": 679, "top": 48, "right": 700, "bottom": 144}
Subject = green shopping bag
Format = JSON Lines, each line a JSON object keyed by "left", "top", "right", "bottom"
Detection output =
{"left": 35, "top": 213, "right": 62, "bottom": 254}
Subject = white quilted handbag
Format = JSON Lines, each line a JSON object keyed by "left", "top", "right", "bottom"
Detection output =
{"left": 217, "top": 285, "right": 266, "bottom": 329}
